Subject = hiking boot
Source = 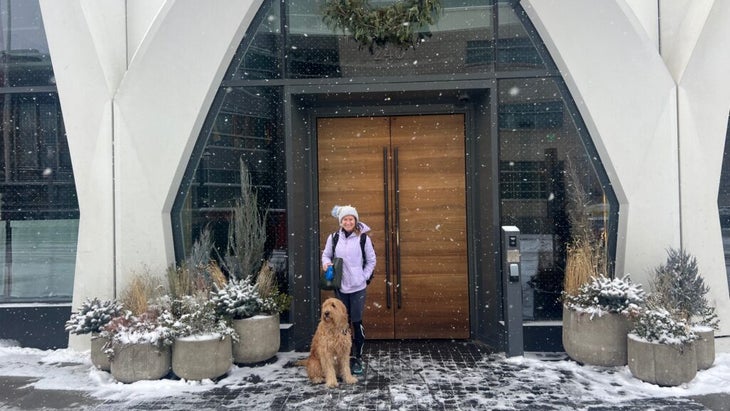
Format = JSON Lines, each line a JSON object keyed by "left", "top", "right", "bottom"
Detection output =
{"left": 351, "top": 357, "right": 363, "bottom": 375}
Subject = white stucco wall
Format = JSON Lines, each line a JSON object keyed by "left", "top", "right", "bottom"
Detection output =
{"left": 667, "top": 0, "right": 730, "bottom": 336}
{"left": 524, "top": 0, "right": 730, "bottom": 335}
{"left": 126, "top": 0, "right": 165, "bottom": 64}
{"left": 40, "top": 0, "right": 261, "bottom": 350}
{"left": 625, "top": 0, "right": 659, "bottom": 48}
{"left": 39, "top": 0, "right": 127, "bottom": 350}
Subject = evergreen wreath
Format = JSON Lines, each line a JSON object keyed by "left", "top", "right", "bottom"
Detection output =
{"left": 322, "top": 0, "right": 442, "bottom": 53}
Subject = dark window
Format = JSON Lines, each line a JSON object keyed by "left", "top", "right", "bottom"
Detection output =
{"left": 500, "top": 161, "right": 549, "bottom": 199}
{"left": 718, "top": 115, "right": 730, "bottom": 296}
{"left": 465, "top": 40, "right": 493, "bottom": 65}
{"left": 0, "top": 0, "right": 78, "bottom": 302}
{"left": 499, "top": 101, "right": 563, "bottom": 130}
{"left": 496, "top": 0, "right": 547, "bottom": 71}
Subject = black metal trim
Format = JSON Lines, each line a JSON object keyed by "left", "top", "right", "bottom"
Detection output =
{"left": 383, "top": 146, "right": 392, "bottom": 309}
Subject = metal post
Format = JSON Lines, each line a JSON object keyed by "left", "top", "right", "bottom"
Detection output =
{"left": 501, "top": 226, "right": 523, "bottom": 357}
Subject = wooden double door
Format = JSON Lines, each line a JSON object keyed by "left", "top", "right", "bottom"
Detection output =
{"left": 317, "top": 114, "right": 469, "bottom": 339}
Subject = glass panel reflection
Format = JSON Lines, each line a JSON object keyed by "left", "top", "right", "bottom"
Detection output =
{"left": 285, "top": 0, "right": 494, "bottom": 78}
{"left": 496, "top": 0, "right": 546, "bottom": 71}
{"left": 178, "top": 87, "right": 286, "bottom": 263}
{"left": 226, "top": 1, "right": 281, "bottom": 81}
{"left": 0, "top": 92, "right": 78, "bottom": 302}
{"left": 499, "top": 78, "right": 609, "bottom": 321}
{"left": 3, "top": 220, "right": 77, "bottom": 300}
{"left": 0, "top": 0, "right": 55, "bottom": 87}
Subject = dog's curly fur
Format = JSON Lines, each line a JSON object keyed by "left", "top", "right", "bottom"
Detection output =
{"left": 300, "top": 297, "right": 357, "bottom": 387}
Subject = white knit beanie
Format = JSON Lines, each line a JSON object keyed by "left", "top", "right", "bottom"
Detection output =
{"left": 331, "top": 205, "right": 359, "bottom": 224}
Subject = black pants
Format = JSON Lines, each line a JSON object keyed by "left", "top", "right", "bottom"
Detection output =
{"left": 352, "top": 321, "right": 365, "bottom": 358}
{"left": 335, "top": 288, "right": 366, "bottom": 358}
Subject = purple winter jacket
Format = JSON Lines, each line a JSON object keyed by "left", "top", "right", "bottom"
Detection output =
{"left": 321, "top": 222, "right": 377, "bottom": 294}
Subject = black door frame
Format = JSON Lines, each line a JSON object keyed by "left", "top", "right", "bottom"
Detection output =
{"left": 283, "top": 81, "right": 508, "bottom": 350}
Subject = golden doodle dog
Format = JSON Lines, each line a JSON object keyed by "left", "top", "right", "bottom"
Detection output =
{"left": 298, "top": 298, "right": 357, "bottom": 387}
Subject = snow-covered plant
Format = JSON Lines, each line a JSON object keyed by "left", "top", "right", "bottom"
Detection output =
{"left": 698, "top": 305, "right": 720, "bottom": 331}
{"left": 102, "top": 305, "right": 176, "bottom": 359}
{"left": 630, "top": 307, "right": 697, "bottom": 346}
{"left": 651, "top": 248, "right": 719, "bottom": 329}
{"left": 563, "top": 274, "right": 646, "bottom": 318}
{"left": 211, "top": 278, "right": 278, "bottom": 320}
{"left": 65, "top": 298, "right": 122, "bottom": 335}
{"left": 167, "top": 295, "right": 236, "bottom": 340}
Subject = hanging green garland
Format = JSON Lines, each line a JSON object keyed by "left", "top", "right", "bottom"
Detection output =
{"left": 322, "top": 0, "right": 442, "bottom": 53}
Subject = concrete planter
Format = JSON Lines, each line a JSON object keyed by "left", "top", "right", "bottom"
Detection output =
{"left": 172, "top": 335, "right": 232, "bottom": 381}
{"left": 562, "top": 307, "right": 631, "bottom": 366}
{"left": 627, "top": 334, "right": 697, "bottom": 386}
{"left": 90, "top": 332, "right": 111, "bottom": 371}
{"left": 232, "top": 315, "right": 280, "bottom": 364}
{"left": 694, "top": 328, "right": 715, "bottom": 370}
{"left": 110, "top": 342, "right": 171, "bottom": 383}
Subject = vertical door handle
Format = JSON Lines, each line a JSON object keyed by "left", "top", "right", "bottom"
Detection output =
{"left": 393, "top": 147, "right": 402, "bottom": 309}
{"left": 382, "top": 147, "right": 392, "bottom": 309}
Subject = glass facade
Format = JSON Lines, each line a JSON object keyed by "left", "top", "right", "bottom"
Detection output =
{"left": 498, "top": 78, "right": 611, "bottom": 320}
{"left": 174, "top": 0, "right": 616, "bottom": 323}
{"left": 719, "top": 115, "right": 730, "bottom": 295}
{"left": 0, "top": 0, "right": 78, "bottom": 302}
{"left": 175, "top": 85, "right": 286, "bottom": 259}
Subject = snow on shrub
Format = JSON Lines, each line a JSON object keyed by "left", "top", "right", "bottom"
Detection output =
{"left": 563, "top": 274, "right": 646, "bottom": 318}
{"left": 630, "top": 307, "right": 697, "bottom": 346}
{"left": 102, "top": 306, "right": 176, "bottom": 359}
{"left": 211, "top": 279, "right": 278, "bottom": 320}
{"left": 65, "top": 298, "right": 122, "bottom": 335}
{"left": 168, "top": 295, "right": 236, "bottom": 341}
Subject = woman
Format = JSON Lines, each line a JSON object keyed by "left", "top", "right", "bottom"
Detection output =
{"left": 321, "top": 205, "right": 376, "bottom": 375}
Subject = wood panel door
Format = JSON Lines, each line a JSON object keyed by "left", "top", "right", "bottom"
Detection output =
{"left": 318, "top": 115, "right": 469, "bottom": 339}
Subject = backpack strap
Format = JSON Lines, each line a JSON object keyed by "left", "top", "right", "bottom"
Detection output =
{"left": 331, "top": 232, "right": 339, "bottom": 257}
{"left": 359, "top": 233, "right": 367, "bottom": 269}
{"left": 331, "top": 231, "right": 368, "bottom": 269}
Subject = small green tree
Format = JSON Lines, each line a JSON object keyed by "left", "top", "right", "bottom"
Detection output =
{"left": 650, "top": 248, "right": 717, "bottom": 328}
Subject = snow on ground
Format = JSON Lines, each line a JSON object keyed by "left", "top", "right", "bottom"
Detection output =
{"left": 1, "top": 338, "right": 730, "bottom": 409}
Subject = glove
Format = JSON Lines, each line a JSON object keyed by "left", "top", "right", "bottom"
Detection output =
{"left": 325, "top": 266, "right": 334, "bottom": 281}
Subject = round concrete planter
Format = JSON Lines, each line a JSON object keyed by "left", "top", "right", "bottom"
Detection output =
{"left": 232, "top": 315, "right": 280, "bottom": 364}
{"left": 627, "top": 334, "right": 697, "bottom": 386}
{"left": 694, "top": 328, "right": 715, "bottom": 370}
{"left": 562, "top": 307, "right": 631, "bottom": 366}
{"left": 172, "top": 335, "right": 232, "bottom": 381}
{"left": 90, "top": 332, "right": 111, "bottom": 371}
{"left": 110, "top": 342, "right": 171, "bottom": 383}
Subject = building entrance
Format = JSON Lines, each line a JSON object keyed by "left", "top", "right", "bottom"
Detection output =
{"left": 317, "top": 115, "right": 469, "bottom": 339}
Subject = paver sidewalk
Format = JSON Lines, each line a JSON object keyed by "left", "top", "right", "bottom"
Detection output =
{"left": 1, "top": 340, "right": 729, "bottom": 410}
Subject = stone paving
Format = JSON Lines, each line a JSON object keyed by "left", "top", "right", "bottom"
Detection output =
{"left": 2, "top": 340, "right": 729, "bottom": 410}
